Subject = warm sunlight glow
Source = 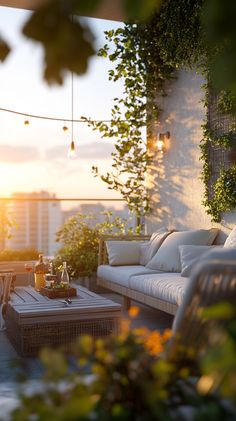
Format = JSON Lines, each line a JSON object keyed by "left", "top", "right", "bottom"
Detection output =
{"left": 0, "top": 8, "right": 125, "bottom": 205}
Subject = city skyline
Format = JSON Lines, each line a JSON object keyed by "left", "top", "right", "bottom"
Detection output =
{"left": 0, "top": 189, "right": 130, "bottom": 254}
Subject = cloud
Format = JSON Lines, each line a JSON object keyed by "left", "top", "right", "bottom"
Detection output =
{"left": 45, "top": 141, "right": 115, "bottom": 160}
{"left": 0, "top": 141, "right": 115, "bottom": 164}
{"left": 0, "top": 145, "right": 40, "bottom": 163}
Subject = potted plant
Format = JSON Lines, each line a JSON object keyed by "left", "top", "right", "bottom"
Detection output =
{"left": 53, "top": 212, "right": 134, "bottom": 290}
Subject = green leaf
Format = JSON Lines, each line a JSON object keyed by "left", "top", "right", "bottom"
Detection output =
{"left": 0, "top": 36, "right": 10, "bottom": 62}
{"left": 22, "top": 3, "right": 95, "bottom": 84}
{"left": 124, "top": 0, "right": 162, "bottom": 20}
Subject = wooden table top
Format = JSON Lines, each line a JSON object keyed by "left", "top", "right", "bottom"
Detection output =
{"left": 9, "top": 285, "right": 121, "bottom": 322}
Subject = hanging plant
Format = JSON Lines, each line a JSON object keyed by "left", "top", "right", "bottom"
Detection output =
{"left": 203, "top": 165, "right": 236, "bottom": 222}
{"left": 82, "top": 0, "right": 235, "bottom": 224}
{"left": 84, "top": 0, "right": 205, "bottom": 225}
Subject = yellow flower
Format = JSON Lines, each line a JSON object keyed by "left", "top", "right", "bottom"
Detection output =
{"left": 128, "top": 306, "right": 140, "bottom": 318}
{"left": 162, "top": 329, "right": 172, "bottom": 342}
{"left": 133, "top": 327, "right": 149, "bottom": 337}
{"left": 120, "top": 318, "right": 131, "bottom": 338}
{"left": 145, "top": 331, "right": 163, "bottom": 356}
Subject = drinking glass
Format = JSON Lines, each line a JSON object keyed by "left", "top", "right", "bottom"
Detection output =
{"left": 24, "top": 263, "right": 33, "bottom": 287}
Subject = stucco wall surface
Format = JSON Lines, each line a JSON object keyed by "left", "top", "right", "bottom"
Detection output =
{"left": 146, "top": 69, "right": 236, "bottom": 243}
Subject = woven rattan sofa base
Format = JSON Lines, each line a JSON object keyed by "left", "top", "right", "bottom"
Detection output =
{"left": 6, "top": 286, "right": 121, "bottom": 357}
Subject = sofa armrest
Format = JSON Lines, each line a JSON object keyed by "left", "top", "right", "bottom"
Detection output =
{"left": 98, "top": 235, "right": 151, "bottom": 266}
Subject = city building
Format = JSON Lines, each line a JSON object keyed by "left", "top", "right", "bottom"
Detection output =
{"left": 0, "top": 201, "right": 8, "bottom": 251}
{"left": 6, "top": 191, "right": 63, "bottom": 256}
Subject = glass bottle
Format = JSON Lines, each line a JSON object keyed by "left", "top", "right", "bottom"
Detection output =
{"left": 34, "top": 254, "right": 47, "bottom": 291}
{"left": 45, "top": 262, "right": 54, "bottom": 288}
{"left": 61, "top": 262, "right": 70, "bottom": 288}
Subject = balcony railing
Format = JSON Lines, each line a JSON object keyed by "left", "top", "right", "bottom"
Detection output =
{"left": 0, "top": 197, "right": 135, "bottom": 256}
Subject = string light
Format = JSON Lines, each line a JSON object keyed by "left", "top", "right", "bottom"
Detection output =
{"left": 68, "top": 140, "right": 76, "bottom": 159}
{"left": 0, "top": 107, "right": 130, "bottom": 124}
{"left": 0, "top": 106, "right": 145, "bottom": 158}
{"left": 68, "top": 69, "right": 77, "bottom": 159}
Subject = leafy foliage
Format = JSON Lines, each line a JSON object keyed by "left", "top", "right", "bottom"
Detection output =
{"left": 22, "top": 2, "right": 96, "bottom": 85}
{"left": 1, "top": 0, "right": 162, "bottom": 85}
{"left": 54, "top": 212, "right": 133, "bottom": 278}
{"left": 200, "top": 87, "right": 236, "bottom": 222}
{"left": 203, "top": 0, "right": 236, "bottom": 111}
{"left": 0, "top": 248, "right": 39, "bottom": 261}
{"left": 200, "top": 303, "right": 236, "bottom": 404}
{"left": 83, "top": 0, "right": 205, "bottom": 221}
{"left": 0, "top": 35, "right": 10, "bottom": 62}
{"left": 202, "top": 165, "right": 236, "bottom": 222}
{"left": 11, "top": 307, "right": 236, "bottom": 420}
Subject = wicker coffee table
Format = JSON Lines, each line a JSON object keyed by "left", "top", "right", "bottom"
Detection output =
{"left": 5, "top": 285, "right": 121, "bottom": 356}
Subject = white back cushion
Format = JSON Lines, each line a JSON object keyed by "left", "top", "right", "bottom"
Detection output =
{"left": 139, "top": 228, "right": 171, "bottom": 265}
{"left": 146, "top": 229, "right": 218, "bottom": 273}
{"left": 106, "top": 241, "right": 141, "bottom": 266}
{"left": 179, "top": 245, "right": 217, "bottom": 277}
{"left": 224, "top": 227, "right": 236, "bottom": 248}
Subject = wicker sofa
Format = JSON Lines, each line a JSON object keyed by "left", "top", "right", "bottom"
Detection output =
{"left": 96, "top": 228, "right": 228, "bottom": 315}
{"left": 97, "top": 234, "right": 190, "bottom": 315}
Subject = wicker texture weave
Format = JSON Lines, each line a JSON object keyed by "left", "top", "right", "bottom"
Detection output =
{"left": 6, "top": 316, "right": 119, "bottom": 356}
{"left": 168, "top": 259, "right": 236, "bottom": 360}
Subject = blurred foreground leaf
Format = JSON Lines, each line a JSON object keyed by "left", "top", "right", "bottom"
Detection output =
{"left": 203, "top": 0, "right": 236, "bottom": 111}
{"left": 22, "top": 0, "right": 96, "bottom": 84}
{"left": 124, "top": 0, "right": 161, "bottom": 20}
{"left": 0, "top": 35, "right": 10, "bottom": 62}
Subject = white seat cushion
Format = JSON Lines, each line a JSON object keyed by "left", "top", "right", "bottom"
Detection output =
{"left": 97, "top": 265, "right": 157, "bottom": 287}
{"left": 129, "top": 273, "right": 189, "bottom": 306}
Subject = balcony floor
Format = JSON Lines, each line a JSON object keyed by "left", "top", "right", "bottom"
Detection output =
{"left": 0, "top": 292, "right": 173, "bottom": 418}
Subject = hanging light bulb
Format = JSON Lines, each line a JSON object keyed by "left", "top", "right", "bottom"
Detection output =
{"left": 63, "top": 125, "right": 68, "bottom": 132}
{"left": 67, "top": 68, "right": 77, "bottom": 159}
{"left": 24, "top": 119, "right": 30, "bottom": 126}
{"left": 68, "top": 140, "right": 77, "bottom": 159}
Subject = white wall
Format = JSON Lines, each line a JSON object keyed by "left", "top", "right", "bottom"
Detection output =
{"left": 146, "top": 69, "right": 236, "bottom": 243}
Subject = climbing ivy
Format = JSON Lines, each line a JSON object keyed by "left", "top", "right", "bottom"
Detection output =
{"left": 83, "top": 0, "right": 235, "bottom": 223}
{"left": 202, "top": 165, "right": 236, "bottom": 222}
{"left": 200, "top": 77, "right": 236, "bottom": 222}
{"left": 84, "top": 0, "right": 206, "bottom": 224}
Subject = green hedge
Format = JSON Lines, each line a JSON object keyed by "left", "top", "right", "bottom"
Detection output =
{"left": 0, "top": 248, "right": 39, "bottom": 261}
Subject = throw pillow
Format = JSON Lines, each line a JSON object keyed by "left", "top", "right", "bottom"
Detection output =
{"left": 224, "top": 227, "right": 236, "bottom": 248}
{"left": 106, "top": 241, "right": 141, "bottom": 266}
{"left": 179, "top": 245, "right": 217, "bottom": 277}
{"left": 139, "top": 228, "right": 171, "bottom": 265}
{"left": 146, "top": 228, "right": 219, "bottom": 273}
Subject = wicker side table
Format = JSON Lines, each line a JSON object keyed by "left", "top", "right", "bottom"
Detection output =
{"left": 6, "top": 285, "right": 121, "bottom": 356}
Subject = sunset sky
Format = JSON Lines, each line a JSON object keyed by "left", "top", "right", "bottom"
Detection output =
{"left": 0, "top": 7, "right": 124, "bottom": 208}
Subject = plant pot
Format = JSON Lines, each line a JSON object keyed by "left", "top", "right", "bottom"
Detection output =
{"left": 74, "top": 272, "right": 107, "bottom": 293}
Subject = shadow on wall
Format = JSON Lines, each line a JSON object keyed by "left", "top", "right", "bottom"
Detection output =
{"left": 147, "top": 70, "right": 207, "bottom": 232}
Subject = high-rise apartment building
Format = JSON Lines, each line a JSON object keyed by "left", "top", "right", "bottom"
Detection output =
{"left": 0, "top": 201, "right": 8, "bottom": 251}
{"left": 6, "top": 191, "right": 63, "bottom": 256}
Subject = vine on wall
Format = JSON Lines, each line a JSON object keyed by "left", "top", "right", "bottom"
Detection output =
{"left": 84, "top": 0, "right": 205, "bottom": 223}
{"left": 85, "top": 0, "right": 236, "bottom": 223}
{"left": 200, "top": 89, "right": 236, "bottom": 222}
